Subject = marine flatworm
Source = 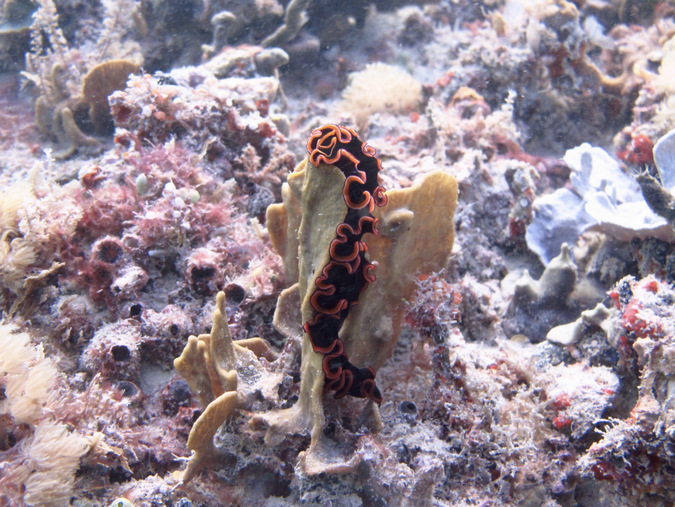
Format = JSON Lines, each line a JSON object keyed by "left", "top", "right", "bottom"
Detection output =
{"left": 303, "top": 125, "right": 387, "bottom": 405}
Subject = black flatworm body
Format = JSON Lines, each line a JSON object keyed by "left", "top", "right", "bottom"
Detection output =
{"left": 303, "top": 125, "right": 387, "bottom": 405}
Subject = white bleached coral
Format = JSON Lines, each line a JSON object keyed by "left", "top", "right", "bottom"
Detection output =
{"left": 526, "top": 143, "right": 672, "bottom": 264}
{"left": 653, "top": 128, "right": 675, "bottom": 190}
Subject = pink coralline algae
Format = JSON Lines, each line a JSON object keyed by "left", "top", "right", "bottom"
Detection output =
{"left": 110, "top": 69, "right": 294, "bottom": 191}
{"left": 0, "top": 51, "right": 291, "bottom": 505}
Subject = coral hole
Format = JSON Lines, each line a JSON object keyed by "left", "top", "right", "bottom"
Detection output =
{"left": 116, "top": 381, "right": 140, "bottom": 398}
{"left": 111, "top": 345, "right": 131, "bottom": 362}
{"left": 399, "top": 401, "right": 418, "bottom": 415}
{"left": 224, "top": 283, "right": 246, "bottom": 305}
{"left": 191, "top": 266, "right": 216, "bottom": 283}
{"left": 94, "top": 238, "right": 124, "bottom": 264}
{"left": 129, "top": 304, "right": 143, "bottom": 318}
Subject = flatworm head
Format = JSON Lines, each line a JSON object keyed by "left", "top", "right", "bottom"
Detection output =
{"left": 303, "top": 125, "right": 387, "bottom": 405}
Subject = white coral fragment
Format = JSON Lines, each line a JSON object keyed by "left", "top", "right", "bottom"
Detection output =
{"left": 546, "top": 302, "right": 613, "bottom": 345}
{"left": 653, "top": 128, "right": 675, "bottom": 191}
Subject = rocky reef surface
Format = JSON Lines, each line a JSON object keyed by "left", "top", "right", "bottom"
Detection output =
{"left": 1, "top": 1, "right": 675, "bottom": 506}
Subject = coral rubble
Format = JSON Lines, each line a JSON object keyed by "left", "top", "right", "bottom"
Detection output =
{"left": 2, "top": 0, "right": 675, "bottom": 505}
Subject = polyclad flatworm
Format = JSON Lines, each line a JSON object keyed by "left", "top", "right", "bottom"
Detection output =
{"left": 303, "top": 125, "right": 387, "bottom": 405}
